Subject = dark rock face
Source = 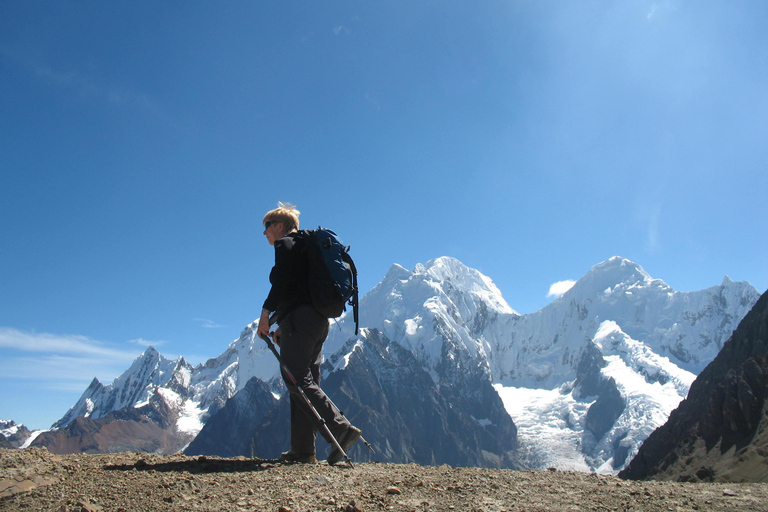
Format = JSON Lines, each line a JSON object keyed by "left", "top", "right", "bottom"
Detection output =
{"left": 575, "top": 341, "right": 608, "bottom": 398}
{"left": 187, "top": 329, "right": 520, "bottom": 468}
{"left": 322, "top": 329, "right": 519, "bottom": 468}
{"left": 620, "top": 290, "right": 768, "bottom": 482}
{"left": 185, "top": 377, "right": 280, "bottom": 458}
{"left": 585, "top": 378, "right": 625, "bottom": 445}
{"left": 575, "top": 341, "right": 627, "bottom": 462}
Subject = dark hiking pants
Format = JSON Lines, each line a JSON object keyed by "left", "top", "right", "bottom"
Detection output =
{"left": 279, "top": 305, "right": 351, "bottom": 455}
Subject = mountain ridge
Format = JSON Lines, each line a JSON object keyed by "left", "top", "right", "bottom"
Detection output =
{"left": 18, "top": 256, "right": 760, "bottom": 474}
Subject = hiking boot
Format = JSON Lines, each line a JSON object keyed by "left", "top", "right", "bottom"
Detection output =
{"left": 279, "top": 450, "right": 317, "bottom": 463}
{"left": 327, "top": 426, "right": 362, "bottom": 466}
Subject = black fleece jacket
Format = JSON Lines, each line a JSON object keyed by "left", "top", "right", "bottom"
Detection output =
{"left": 262, "top": 232, "right": 312, "bottom": 323}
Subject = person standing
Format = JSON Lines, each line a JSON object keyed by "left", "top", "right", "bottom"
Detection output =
{"left": 256, "top": 202, "right": 361, "bottom": 464}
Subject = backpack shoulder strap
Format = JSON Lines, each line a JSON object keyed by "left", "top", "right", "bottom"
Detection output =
{"left": 342, "top": 251, "right": 360, "bottom": 335}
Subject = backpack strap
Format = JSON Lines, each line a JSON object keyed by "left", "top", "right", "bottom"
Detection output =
{"left": 347, "top": 252, "right": 360, "bottom": 335}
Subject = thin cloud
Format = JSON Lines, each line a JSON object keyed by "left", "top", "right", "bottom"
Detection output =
{"left": 333, "top": 25, "right": 350, "bottom": 36}
{"left": 547, "top": 280, "right": 576, "bottom": 299}
{"left": 0, "top": 327, "right": 141, "bottom": 387}
{"left": 364, "top": 91, "right": 381, "bottom": 111}
{"left": 0, "top": 327, "right": 139, "bottom": 360}
{"left": 1, "top": 45, "right": 164, "bottom": 117}
{"left": 645, "top": 206, "right": 662, "bottom": 254}
{"left": 0, "top": 355, "right": 117, "bottom": 391}
{"left": 34, "top": 61, "right": 157, "bottom": 112}
{"left": 646, "top": 1, "right": 676, "bottom": 21}
{"left": 635, "top": 199, "right": 663, "bottom": 254}
{"left": 128, "top": 338, "right": 167, "bottom": 348}
{"left": 194, "top": 318, "right": 226, "bottom": 329}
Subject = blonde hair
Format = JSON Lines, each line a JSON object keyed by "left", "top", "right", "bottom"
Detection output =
{"left": 263, "top": 202, "right": 300, "bottom": 232}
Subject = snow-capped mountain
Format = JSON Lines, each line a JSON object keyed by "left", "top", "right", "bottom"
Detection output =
{"left": 326, "top": 258, "right": 517, "bottom": 379}
{"left": 487, "top": 258, "right": 757, "bottom": 472}
{"left": 47, "top": 322, "right": 284, "bottom": 453}
{"left": 320, "top": 256, "right": 758, "bottom": 472}
{"left": 0, "top": 420, "right": 32, "bottom": 448}
{"left": 40, "top": 256, "right": 760, "bottom": 473}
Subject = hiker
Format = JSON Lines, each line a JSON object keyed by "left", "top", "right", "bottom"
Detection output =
{"left": 256, "top": 202, "right": 361, "bottom": 464}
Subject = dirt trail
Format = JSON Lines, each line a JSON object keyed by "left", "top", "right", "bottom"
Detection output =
{"left": 2, "top": 448, "right": 767, "bottom": 511}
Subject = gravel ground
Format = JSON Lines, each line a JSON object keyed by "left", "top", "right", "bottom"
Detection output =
{"left": 2, "top": 448, "right": 767, "bottom": 512}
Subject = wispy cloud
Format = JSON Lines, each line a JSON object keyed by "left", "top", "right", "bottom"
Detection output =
{"left": 0, "top": 327, "right": 141, "bottom": 387}
{"left": 645, "top": 205, "right": 662, "bottom": 253}
{"left": 635, "top": 199, "right": 663, "bottom": 254}
{"left": 646, "top": 1, "right": 678, "bottom": 21}
{"left": 364, "top": 91, "right": 381, "bottom": 111}
{"left": 36, "top": 63, "right": 157, "bottom": 112}
{"left": 333, "top": 25, "right": 350, "bottom": 36}
{"left": 194, "top": 318, "right": 226, "bottom": 329}
{"left": 547, "top": 280, "right": 576, "bottom": 299}
{"left": 1, "top": 44, "right": 163, "bottom": 116}
{"left": 0, "top": 327, "right": 138, "bottom": 359}
{"left": 128, "top": 338, "right": 168, "bottom": 348}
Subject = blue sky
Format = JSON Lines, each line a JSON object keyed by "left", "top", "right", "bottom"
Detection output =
{"left": 1, "top": 1, "right": 766, "bottom": 430}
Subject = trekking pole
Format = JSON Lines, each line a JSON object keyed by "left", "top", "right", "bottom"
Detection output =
{"left": 320, "top": 393, "right": 375, "bottom": 454}
{"left": 265, "top": 313, "right": 375, "bottom": 455}
{"left": 259, "top": 332, "right": 354, "bottom": 468}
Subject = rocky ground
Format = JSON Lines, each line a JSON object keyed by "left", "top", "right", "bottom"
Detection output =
{"left": 2, "top": 448, "right": 767, "bottom": 512}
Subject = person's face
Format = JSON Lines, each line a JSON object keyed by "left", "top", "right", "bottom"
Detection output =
{"left": 263, "top": 220, "right": 285, "bottom": 246}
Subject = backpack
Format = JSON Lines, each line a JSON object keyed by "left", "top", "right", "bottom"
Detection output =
{"left": 302, "top": 227, "right": 359, "bottom": 335}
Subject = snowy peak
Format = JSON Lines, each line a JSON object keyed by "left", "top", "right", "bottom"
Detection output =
{"left": 110, "top": 346, "right": 179, "bottom": 411}
{"left": 372, "top": 257, "right": 516, "bottom": 316}
{"left": 346, "top": 257, "right": 518, "bottom": 377}
{"left": 420, "top": 257, "right": 518, "bottom": 316}
{"left": 567, "top": 257, "right": 670, "bottom": 301}
{"left": 487, "top": 256, "right": 759, "bottom": 473}
{"left": 495, "top": 256, "right": 759, "bottom": 386}
{"left": 193, "top": 320, "right": 282, "bottom": 393}
{"left": 362, "top": 257, "right": 516, "bottom": 332}
{"left": 381, "top": 262, "right": 412, "bottom": 283}
{"left": 52, "top": 347, "right": 190, "bottom": 430}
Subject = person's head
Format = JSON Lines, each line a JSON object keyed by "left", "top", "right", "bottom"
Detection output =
{"left": 262, "top": 202, "right": 300, "bottom": 245}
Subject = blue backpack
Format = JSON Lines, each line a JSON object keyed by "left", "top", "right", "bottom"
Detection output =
{"left": 302, "top": 227, "right": 359, "bottom": 335}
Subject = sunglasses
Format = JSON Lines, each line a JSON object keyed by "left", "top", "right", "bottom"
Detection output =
{"left": 264, "top": 220, "right": 280, "bottom": 229}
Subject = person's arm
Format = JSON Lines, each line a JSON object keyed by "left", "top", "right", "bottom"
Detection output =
{"left": 257, "top": 237, "right": 294, "bottom": 339}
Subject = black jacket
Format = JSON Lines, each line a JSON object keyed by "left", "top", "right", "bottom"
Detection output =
{"left": 262, "top": 232, "right": 312, "bottom": 323}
